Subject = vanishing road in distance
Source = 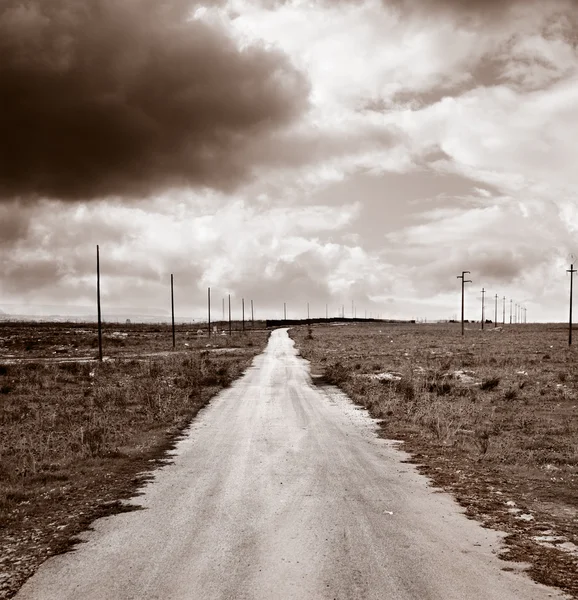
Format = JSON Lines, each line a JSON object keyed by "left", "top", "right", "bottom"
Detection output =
{"left": 16, "top": 329, "right": 564, "bottom": 599}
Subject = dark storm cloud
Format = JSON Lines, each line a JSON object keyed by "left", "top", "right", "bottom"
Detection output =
{"left": 0, "top": 0, "right": 309, "bottom": 201}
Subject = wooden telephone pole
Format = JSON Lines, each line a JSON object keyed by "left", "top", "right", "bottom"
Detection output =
{"left": 568, "top": 262, "right": 577, "bottom": 345}
{"left": 494, "top": 294, "right": 498, "bottom": 327}
{"left": 96, "top": 245, "right": 103, "bottom": 361}
{"left": 457, "top": 271, "right": 472, "bottom": 336}
{"left": 208, "top": 287, "right": 211, "bottom": 337}
{"left": 171, "top": 274, "right": 175, "bottom": 348}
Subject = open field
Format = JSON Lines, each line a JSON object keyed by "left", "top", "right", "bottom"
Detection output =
{"left": 0, "top": 322, "right": 269, "bottom": 599}
{"left": 0, "top": 320, "right": 268, "bottom": 362}
{"left": 291, "top": 322, "right": 578, "bottom": 598}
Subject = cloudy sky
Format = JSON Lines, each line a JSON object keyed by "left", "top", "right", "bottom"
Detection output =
{"left": 1, "top": 0, "right": 578, "bottom": 321}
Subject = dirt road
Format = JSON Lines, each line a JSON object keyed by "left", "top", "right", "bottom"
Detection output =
{"left": 15, "top": 329, "right": 566, "bottom": 599}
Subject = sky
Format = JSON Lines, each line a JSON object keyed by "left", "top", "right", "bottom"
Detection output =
{"left": 1, "top": 0, "right": 578, "bottom": 321}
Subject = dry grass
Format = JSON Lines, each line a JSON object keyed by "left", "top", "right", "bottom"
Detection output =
{"left": 291, "top": 322, "right": 578, "bottom": 597}
{"left": 0, "top": 320, "right": 266, "bottom": 360}
{"left": 0, "top": 325, "right": 269, "bottom": 599}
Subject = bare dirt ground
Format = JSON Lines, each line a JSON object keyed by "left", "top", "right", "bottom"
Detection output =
{"left": 290, "top": 322, "right": 578, "bottom": 598}
{"left": 10, "top": 329, "right": 569, "bottom": 600}
{"left": 0, "top": 322, "right": 269, "bottom": 599}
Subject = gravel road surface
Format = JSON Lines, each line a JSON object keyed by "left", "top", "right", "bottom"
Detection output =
{"left": 15, "top": 329, "right": 566, "bottom": 600}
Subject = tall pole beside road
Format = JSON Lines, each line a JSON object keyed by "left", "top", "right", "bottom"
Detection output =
{"left": 96, "top": 245, "right": 103, "bottom": 361}
{"left": 494, "top": 294, "right": 498, "bottom": 328}
{"left": 171, "top": 274, "right": 175, "bottom": 349}
{"left": 208, "top": 287, "right": 211, "bottom": 337}
{"left": 228, "top": 294, "right": 232, "bottom": 336}
{"left": 568, "top": 263, "right": 577, "bottom": 345}
{"left": 456, "top": 271, "right": 472, "bottom": 336}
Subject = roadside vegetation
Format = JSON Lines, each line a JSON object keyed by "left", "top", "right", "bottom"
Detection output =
{"left": 291, "top": 322, "right": 578, "bottom": 598}
{"left": 0, "top": 323, "right": 269, "bottom": 600}
{"left": 0, "top": 320, "right": 267, "bottom": 359}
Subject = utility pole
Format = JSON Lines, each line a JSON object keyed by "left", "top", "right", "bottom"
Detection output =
{"left": 494, "top": 294, "right": 498, "bottom": 327}
{"left": 242, "top": 298, "right": 245, "bottom": 332}
{"left": 502, "top": 296, "right": 506, "bottom": 325}
{"left": 208, "top": 287, "right": 211, "bottom": 337}
{"left": 251, "top": 300, "right": 254, "bottom": 328}
{"left": 222, "top": 297, "right": 225, "bottom": 322}
{"left": 284, "top": 302, "right": 287, "bottom": 321}
{"left": 568, "top": 262, "right": 577, "bottom": 345}
{"left": 457, "top": 271, "right": 472, "bottom": 336}
{"left": 171, "top": 274, "right": 175, "bottom": 349}
{"left": 228, "top": 294, "right": 232, "bottom": 336}
{"left": 96, "top": 245, "right": 103, "bottom": 361}
{"left": 509, "top": 299, "right": 512, "bottom": 324}
{"left": 307, "top": 302, "right": 310, "bottom": 322}
{"left": 481, "top": 288, "right": 485, "bottom": 329}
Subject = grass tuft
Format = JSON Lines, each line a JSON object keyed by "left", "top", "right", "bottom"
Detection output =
{"left": 480, "top": 376, "right": 500, "bottom": 391}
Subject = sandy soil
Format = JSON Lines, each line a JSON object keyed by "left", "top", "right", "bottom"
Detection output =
{"left": 14, "top": 329, "right": 568, "bottom": 599}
